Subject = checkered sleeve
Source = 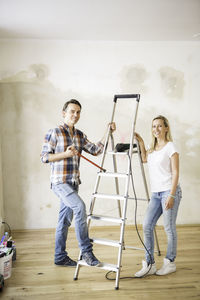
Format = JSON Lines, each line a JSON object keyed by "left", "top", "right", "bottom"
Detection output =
{"left": 82, "top": 133, "right": 104, "bottom": 156}
{"left": 40, "top": 129, "right": 57, "bottom": 163}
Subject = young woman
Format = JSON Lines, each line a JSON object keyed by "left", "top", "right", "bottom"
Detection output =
{"left": 135, "top": 115, "right": 182, "bottom": 277}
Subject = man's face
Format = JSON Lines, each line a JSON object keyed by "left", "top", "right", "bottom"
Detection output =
{"left": 62, "top": 103, "right": 81, "bottom": 127}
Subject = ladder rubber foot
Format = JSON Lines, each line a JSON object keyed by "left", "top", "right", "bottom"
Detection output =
{"left": 73, "top": 277, "right": 78, "bottom": 281}
{"left": 115, "top": 287, "right": 119, "bottom": 290}
{"left": 157, "top": 250, "right": 161, "bottom": 256}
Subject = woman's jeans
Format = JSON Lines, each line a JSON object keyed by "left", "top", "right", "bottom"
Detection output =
{"left": 52, "top": 183, "right": 92, "bottom": 263}
{"left": 143, "top": 185, "right": 182, "bottom": 264}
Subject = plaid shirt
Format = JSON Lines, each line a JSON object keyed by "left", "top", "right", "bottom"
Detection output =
{"left": 41, "top": 123, "right": 104, "bottom": 186}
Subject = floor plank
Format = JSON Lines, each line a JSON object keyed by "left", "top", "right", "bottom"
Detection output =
{"left": 1, "top": 225, "right": 200, "bottom": 299}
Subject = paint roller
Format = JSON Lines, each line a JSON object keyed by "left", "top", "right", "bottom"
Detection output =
{"left": 77, "top": 152, "right": 106, "bottom": 172}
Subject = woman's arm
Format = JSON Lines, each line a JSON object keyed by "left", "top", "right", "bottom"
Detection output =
{"left": 165, "top": 152, "right": 179, "bottom": 210}
{"left": 135, "top": 133, "right": 147, "bottom": 163}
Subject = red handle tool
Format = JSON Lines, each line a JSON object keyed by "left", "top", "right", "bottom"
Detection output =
{"left": 77, "top": 153, "right": 106, "bottom": 172}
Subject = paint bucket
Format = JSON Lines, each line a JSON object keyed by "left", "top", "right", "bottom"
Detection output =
{"left": 0, "top": 252, "right": 13, "bottom": 279}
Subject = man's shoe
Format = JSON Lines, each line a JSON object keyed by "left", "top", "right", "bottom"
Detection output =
{"left": 81, "top": 251, "right": 100, "bottom": 266}
{"left": 134, "top": 260, "right": 157, "bottom": 277}
{"left": 156, "top": 258, "right": 176, "bottom": 275}
{"left": 55, "top": 256, "right": 77, "bottom": 267}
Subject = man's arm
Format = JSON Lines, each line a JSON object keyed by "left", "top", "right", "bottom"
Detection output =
{"left": 100, "top": 122, "right": 116, "bottom": 145}
{"left": 41, "top": 129, "right": 78, "bottom": 163}
{"left": 82, "top": 122, "right": 116, "bottom": 156}
{"left": 48, "top": 146, "right": 78, "bottom": 162}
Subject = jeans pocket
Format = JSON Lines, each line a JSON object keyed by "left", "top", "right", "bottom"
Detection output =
{"left": 52, "top": 183, "right": 75, "bottom": 197}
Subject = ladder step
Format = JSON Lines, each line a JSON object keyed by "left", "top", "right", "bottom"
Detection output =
{"left": 107, "top": 150, "right": 138, "bottom": 155}
{"left": 107, "top": 151, "right": 127, "bottom": 156}
{"left": 93, "top": 193, "right": 126, "bottom": 200}
{"left": 88, "top": 214, "right": 123, "bottom": 224}
{"left": 78, "top": 260, "right": 118, "bottom": 272}
{"left": 98, "top": 172, "right": 128, "bottom": 178}
{"left": 90, "top": 237, "right": 120, "bottom": 247}
{"left": 92, "top": 194, "right": 147, "bottom": 201}
{"left": 128, "top": 197, "right": 149, "bottom": 201}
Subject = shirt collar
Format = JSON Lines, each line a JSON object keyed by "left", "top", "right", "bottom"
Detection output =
{"left": 62, "top": 123, "right": 76, "bottom": 135}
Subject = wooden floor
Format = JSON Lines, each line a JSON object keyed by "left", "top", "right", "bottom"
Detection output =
{"left": 1, "top": 225, "right": 200, "bottom": 300}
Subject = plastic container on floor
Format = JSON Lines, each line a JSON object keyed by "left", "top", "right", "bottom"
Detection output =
{"left": 0, "top": 252, "right": 13, "bottom": 280}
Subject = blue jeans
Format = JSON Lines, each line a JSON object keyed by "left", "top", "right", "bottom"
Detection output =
{"left": 143, "top": 185, "right": 182, "bottom": 264}
{"left": 52, "top": 183, "right": 92, "bottom": 263}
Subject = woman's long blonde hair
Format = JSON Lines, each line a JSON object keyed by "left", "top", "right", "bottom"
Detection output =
{"left": 149, "top": 115, "right": 173, "bottom": 152}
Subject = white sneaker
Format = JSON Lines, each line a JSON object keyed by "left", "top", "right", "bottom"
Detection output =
{"left": 134, "top": 260, "right": 157, "bottom": 277}
{"left": 156, "top": 258, "right": 176, "bottom": 275}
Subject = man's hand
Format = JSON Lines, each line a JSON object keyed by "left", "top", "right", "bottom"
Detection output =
{"left": 65, "top": 145, "right": 78, "bottom": 158}
{"left": 48, "top": 145, "right": 78, "bottom": 162}
{"left": 109, "top": 122, "right": 116, "bottom": 132}
{"left": 100, "top": 122, "right": 116, "bottom": 145}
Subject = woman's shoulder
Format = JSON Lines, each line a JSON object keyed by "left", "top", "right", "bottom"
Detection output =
{"left": 166, "top": 141, "right": 175, "bottom": 147}
{"left": 166, "top": 141, "right": 179, "bottom": 155}
{"left": 166, "top": 141, "right": 177, "bottom": 149}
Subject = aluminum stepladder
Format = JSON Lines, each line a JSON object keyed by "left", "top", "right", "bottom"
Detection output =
{"left": 74, "top": 94, "right": 161, "bottom": 290}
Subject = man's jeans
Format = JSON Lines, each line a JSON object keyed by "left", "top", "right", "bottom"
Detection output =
{"left": 52, "top": 183, "right": 92, "bottom": 263}
{"left": 143, "top": 185, "right": 182, "bottom": 264}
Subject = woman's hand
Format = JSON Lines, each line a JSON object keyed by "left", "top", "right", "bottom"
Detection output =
{"left": 134, "top": 132, "right": 147, "bottom": 163}
{"left": 135, "top": 132, "right": 144, "bottom": 144}
{"left": 165, "top": 196, "right": 174, "bottom": 210}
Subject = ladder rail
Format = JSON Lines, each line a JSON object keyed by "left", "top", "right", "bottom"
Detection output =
{"left": 99, "top": 99, "right": 117, "bottom": 170}
{"left": 113, "top": 95, "right": 140, "bottom": 289}
{"left": 88, "top": 99, "right": 121, "bottom": 221}
{"left": 74, "top": 99, "right": 119, "bottom": 282}
{"left": 135, "top": 140, "right": 161, "bottom": 256}
{"left": 74, "top": 120, "right": 113, "bottom": 279}
{"left": 110, "top": 133, "right": 122, "bottom": 218}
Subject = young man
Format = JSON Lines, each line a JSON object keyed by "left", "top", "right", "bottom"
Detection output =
{"left": 41, "top": 99, "right": 115, "bottom": 267}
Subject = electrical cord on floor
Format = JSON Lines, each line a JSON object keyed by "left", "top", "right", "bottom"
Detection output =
{"left": 105, "top": 152, "right": 153, "bottom": 281}
{"left": 2, "top": 221, "right": 12, "bottom": 236}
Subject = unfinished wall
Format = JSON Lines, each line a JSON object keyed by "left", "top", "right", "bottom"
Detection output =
{"left": 0, "top": 40, "right": 199, "bottom": 229}
{"left": 0, "top": 136, "right": 4, "bottom": 236}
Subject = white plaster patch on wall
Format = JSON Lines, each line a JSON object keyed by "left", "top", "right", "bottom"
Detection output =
{"left": 185, "top": 126, "right": 200, "bottom": 157}
{"left": 0, "top": 64, "right": 68, "bottom": 127}
{"left": 173, "top": 120, "right": 200, "bottom": 201}
{"left": 119, "top": 64, "right": 149, "bottom": 94}
{"left": 185, "top": 127, "right": 199, "bottom": 136}
{"left": 0, "top": 64, "right": 50, "bottom": 83}
{"left": 186, "top": 137, "right": 200, "bottom": 148}
{"left": 0, "top": 65, "right": 116, "bottom": 229}
{"left": 0, "top": 65, "right": 69, "bottom": 229}
{"left": 159, "top": 66, "right": 185, "bottom": 99}
{"left": 186, "top": 151, "right": 196, "bottom": 157}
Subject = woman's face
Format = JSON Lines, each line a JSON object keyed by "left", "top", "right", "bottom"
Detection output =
{"left": 152, "top": 118, "right": 168, "bottom": 140}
